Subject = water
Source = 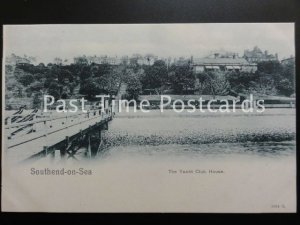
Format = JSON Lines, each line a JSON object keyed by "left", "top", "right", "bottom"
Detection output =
{"left": 3, "top": 108, "right": 296, "bottom": 212}
{"left": 98, "top": 108, "right": 296, "bottom": 162}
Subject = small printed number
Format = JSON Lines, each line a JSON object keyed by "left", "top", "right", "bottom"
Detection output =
{"left": 271, "top": 204, "right": 286, "bottom": 208}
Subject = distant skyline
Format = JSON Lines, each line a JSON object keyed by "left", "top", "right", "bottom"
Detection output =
{"left": 4, "top": 23, "right": 295, "bottom": 64}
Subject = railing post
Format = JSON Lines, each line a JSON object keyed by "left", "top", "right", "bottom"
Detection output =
{"left": 60, "top": 136, "right": 69, "bottom": 159}
{"left": 32, "top": 114, "right": 37, "bottom": 132}
{"left": 50, "top": 149, "right": 55, "bottom": 162}
{"left": 43, "top": 146, "right": 48, "bottom": 157}
{"left": 44, "top": 120, "right": 48, "bottom": 137}
{"left": 87, "top": 135, "right": 92, "bottom": 158}
{"left": 98, "top": 129, "right": 102, "bottom": 140}
{"left": 65, "top": 135, "right": 69, "bottom": 151}
{"left": 65, "top": 114, "right": 68, "bottom": 127}
{"left": 7, "top": 117, "right": 11, "bottom": 140}
{"left": 54, "top": 149, "right": 61, "bottom": 162}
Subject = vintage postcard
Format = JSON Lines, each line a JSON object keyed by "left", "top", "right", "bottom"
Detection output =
{"left": 1, "top": 23, "right": 296, "bottom": 212}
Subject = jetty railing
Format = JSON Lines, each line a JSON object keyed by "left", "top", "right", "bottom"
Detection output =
{"left": 5, "top": 108, "right": 112, "bottom": 146}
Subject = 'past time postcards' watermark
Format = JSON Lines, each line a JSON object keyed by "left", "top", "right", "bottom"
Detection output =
{"left": 43, "top": 94, "right": 265, "bottom": 113}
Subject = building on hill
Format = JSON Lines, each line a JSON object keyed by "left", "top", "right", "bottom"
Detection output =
{"left": 6, "top": 54, "right": 36, "bottom": 66}
{"left": 206, "top": 51, "right": 240, "bottom": 59}
{"left": 136, "top": 56, "right": 158, "bottom": 66}
{"left": 192, "top": 56, "right": 257, "bottom": 74}
{"left": 87, "top": 55, "right": 121, "bottom": 65}
{"left": 243, "top": 46, "right": 278, "bottom": 63}
{"left": 281, "top": 56, "right": 295, "bottom": 66}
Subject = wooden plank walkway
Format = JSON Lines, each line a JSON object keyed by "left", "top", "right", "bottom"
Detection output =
{"left": 4, "top": 109, "right": 112, "bottom": 163}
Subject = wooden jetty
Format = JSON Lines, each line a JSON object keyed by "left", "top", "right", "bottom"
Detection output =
{"left": 4, "top": 108, "right": 114, "bottom": 164}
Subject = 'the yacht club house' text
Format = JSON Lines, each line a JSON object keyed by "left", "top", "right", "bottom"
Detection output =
{"left": 168, "top": 169, "right": 224, "bottom": 175}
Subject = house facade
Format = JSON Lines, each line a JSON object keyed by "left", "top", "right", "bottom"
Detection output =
{"left": 244, "top": 46, "right": 278, "bottom": 63}
{"left": 87, "top": 55, "right": 122, "bottom": 65}
{"left": 192, "top": 56, "right": 257, "bottom": 74}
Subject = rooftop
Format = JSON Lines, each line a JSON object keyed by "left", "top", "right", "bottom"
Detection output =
{"left": 192, "top": 57, "right": 250, "bottom": 65}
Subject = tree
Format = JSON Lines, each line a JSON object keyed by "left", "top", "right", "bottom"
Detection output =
{"left": 47, "top": 81, "right": 63, "bottom": 99}
{"left": 79, "top": 77, "right": 102, "bottom": 98}
{"left": 53, "top": 57, "right": 63, "bottom": 65}
{"left": 79, "top": 65, "right": 92, "bottom": 80}
{"left": 58, "top": 69, "right": 73, "bottom": 83}
{"left": 93, "top": 63, "right": 111, "bottom": 78}
{"left": 26, "top": 81, "right": 44, "bottom": 95}
{"left": 14, "top": 68, "right": 35, "bottom": 86}
{"left": 257, "top": 61, "right": 282, "bottom": 74}
{"left": 211, "top": 74, "right": 231, "bottom": 96}
{"left": 145, "top": 54, "right": 155, "bottom": 65}
{"left": 32, "top": 73, "right": 44, "bottom": 81}
{"left": 277, "top": 79, "right": 294, "bottom": 96}
{"left": 74, "top": 56, "right": 89, "bottom": 65}
{"left": 226, "top": 71, "right": 258, "bottom": 88}
{"left": 279, "top": 60, "right": 295, "bottom": 95}
{"left": 169, "top": 64, "right": 194, "bottom": 94}
{"left": 102, "top": 67, "right": 123, "bottom": 95}
{"left": 141, "top": 60, "right": 168, "bottom": 92}
{"left": 125, "top": 70, "right": 142, "bottom": 100}
{"left": 32, "top": 92, "right": 42, "bottom": 108}
{"left": 199, "top": 72, "right": 230, "bottom": 96}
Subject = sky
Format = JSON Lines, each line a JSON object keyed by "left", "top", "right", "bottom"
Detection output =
{"left": 4, "top": 23, "right": 295, "bottom": 64}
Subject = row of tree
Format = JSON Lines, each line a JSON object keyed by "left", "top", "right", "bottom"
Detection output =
{"left": 11, "top": 60, "right": 124, "bottom": 102}
{"left": 125, "top": 59, "right": 295, "bottom": 99}
{"left": 8, "top": 56, "right": 295, "bottom": 108}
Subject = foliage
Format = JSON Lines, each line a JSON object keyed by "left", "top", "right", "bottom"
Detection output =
{"left": 79, "top": 77, "right": 102, "bottom": 98}
{"left": 141, "top": 60, "right": 168, "bottom": 91}
{"left": 14, "top": 68, "right": 35, "bottom": 86}
{"left": 8, "top": 54, "right": 296, "bottom": 107}
{"left": 197, "top": 72, "right": 231, "bottom": 96}
{"left": 257, "top": 61, "right": 282, "bottom": 74}
{"left": 124, "top": 69, "right": 143, "bottom": 101}
{"left": 79, "top": 63, "right": 123, "bottom": 98}
{"left": 169, "top": 64, "right": 194, "bottom": 94}
{"left": 222, "top": 61, "right": 295, "bottom": 96}
{"left": 32, "top": 92, "right": 42, "bottom": 108}
{"left": 276, "top": 79, "right": 294, "bottom": 96}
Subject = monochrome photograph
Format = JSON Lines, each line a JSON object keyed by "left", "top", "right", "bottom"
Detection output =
{"left": 1, "top": 23, "right": 296, "bottom": 212}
